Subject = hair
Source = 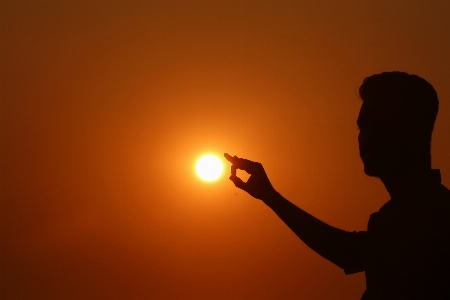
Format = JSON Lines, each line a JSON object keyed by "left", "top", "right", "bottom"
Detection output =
{"left": 359, "top": 72, "right": 439, "bottom": 140}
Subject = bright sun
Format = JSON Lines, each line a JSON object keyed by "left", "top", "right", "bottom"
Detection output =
{"left": 196, "top": 154, "right": 223, "bottom": 181}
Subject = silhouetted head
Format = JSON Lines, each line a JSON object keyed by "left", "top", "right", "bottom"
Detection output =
{"left": 357, "top": 72, "right": 438, "bottom": 178}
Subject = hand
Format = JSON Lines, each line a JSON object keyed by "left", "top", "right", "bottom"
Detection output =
{"left": 224, "top": 153, "right": 277, "bottom": 201}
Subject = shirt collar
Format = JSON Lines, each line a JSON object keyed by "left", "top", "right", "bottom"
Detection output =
{"left": 430, "top": 169, "right": 442, "bottom": 184}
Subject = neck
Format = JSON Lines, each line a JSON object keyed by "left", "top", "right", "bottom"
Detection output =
{"left": 380, "top": 167, "right": 435, "bottom": 199}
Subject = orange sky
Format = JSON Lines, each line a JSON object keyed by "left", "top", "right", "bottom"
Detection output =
{"left": 1, "top": 1, "right": 450, "bottom": 299}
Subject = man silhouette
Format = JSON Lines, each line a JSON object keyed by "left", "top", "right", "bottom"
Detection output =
{"left": 225, "top": 72, "right": 450, "bottom": 299}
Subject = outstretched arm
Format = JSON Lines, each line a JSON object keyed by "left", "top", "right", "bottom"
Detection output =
{"left": 224, "top": 153, "right": 362, "bottom": 271}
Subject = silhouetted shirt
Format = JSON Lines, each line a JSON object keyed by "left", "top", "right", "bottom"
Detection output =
{"left": 344, "top": 170, "right": 450, "bottom": 300}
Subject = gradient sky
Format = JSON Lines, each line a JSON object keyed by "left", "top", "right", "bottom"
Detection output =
{"left": 1, "top": 1, "right": 450, "bottom": 299}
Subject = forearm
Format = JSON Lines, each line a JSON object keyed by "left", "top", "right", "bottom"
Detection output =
{"left": 263, "top": 191, "right": 356, "bottom": 269}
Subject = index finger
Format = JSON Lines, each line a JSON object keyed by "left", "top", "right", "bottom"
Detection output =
{"left": 224, "top": 153, "right": 261, "bottom": 174}
{"left": 224, "top": 153, "right": 238, "bottom": 164}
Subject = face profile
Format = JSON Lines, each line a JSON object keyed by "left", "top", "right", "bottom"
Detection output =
{"left": 357, "top": 100, "right": 385, "bottom": 177}
{"left": 357, "top": 72, "right": 438, "bottom": 179}
{"left": 357, "top": 99, "right": 404, "bottom": 178}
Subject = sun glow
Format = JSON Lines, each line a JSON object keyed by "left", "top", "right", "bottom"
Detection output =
{"left": 196, "top": 154, "right": 223, "bottom": 181}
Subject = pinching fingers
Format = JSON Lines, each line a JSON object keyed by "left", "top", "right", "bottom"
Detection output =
{"left": 229, "top": 174, "right": 246, "bottom": 190}
{"left": 231, "top": 164, "right": 237, "bottom": 176}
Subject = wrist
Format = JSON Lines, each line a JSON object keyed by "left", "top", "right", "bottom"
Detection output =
{"left": 262, "top": 190, "right": 281, "bottom": 205}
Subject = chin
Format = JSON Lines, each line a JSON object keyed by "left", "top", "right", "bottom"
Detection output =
{"left": 362, "top": 159, "right": 384, "bottom": 177}
{"left": 364, "top": 166, "right": 382, "bottom": 178}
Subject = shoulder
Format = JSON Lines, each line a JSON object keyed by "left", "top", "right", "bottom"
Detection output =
{"left": 369, "top": 184, "right": 450, "bottom": 229}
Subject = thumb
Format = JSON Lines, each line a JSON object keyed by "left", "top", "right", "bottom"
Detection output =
{"left": 229, "top": 174, "right": 246, "bottom": 190}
